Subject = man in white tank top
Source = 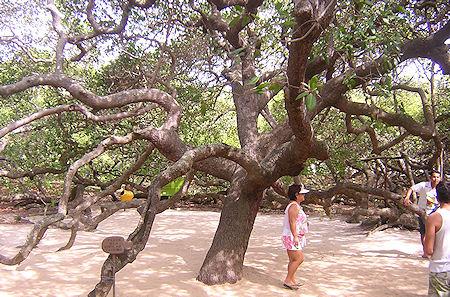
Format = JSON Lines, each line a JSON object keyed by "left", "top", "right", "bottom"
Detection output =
{"left": 424, "top": 181, "right": 450, "bottom": 297}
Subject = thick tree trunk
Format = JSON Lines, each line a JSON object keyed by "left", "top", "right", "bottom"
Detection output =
{"left": 196, "top": 186, "right": 263, "bottom": 285}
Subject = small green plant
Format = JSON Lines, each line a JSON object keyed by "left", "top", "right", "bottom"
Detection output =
{"left": 295, "top": 75, "right": 320, "bottom": 111}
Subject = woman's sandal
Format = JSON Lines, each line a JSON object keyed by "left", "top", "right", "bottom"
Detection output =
{"left": 283, "top": 283, "right": 299, "bottom": 290}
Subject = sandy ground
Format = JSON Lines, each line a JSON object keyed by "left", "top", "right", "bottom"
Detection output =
{"left": 0, "top": 209, "right": 429, "bottom": 297}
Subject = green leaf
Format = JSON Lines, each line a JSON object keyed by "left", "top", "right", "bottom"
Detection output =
{"left": 249, "top": 75, "right": 259, "bottom": 85}
{"left": 200, "top": 101, "right": 207, "bottom": 116}
{"left": 242, "top": 15, "right": 251, "bottom": 27}
{"left": 268, "top": 82, "right": 283, "bottom": 94}
{"left": 254, "top": 81, "right": 270, "bottom": 94}
{"left": 397, "top": 5, "right": 407, "bottom": 13}
{"left": 305, "top": 94, "right": 317, "bottom": 111}
{"left": 309, "top": 75, "right": 319, "bottom": 90}
{"left": 230, "top": 47, "right": 245, "bottom": 56}
{"left": 387, "top": 59, "right": 394, "bottom": 69}
{"left": 259, "top": 81, "right": 270, "bottom": 89}
{"left": 275, "top": 2, "right": 283, "bottom": 12}
{"left": 254, "top": 86, "right": 263, "bottom": 94}
{"left": 161, "top": 177, "right": 185, "bottom": 197}
{"left": 295, "top": 91, "right": 309, "bottom": 101}
{"left": 343, "top": 73, "right": 357, "bottom": 88}
{"left": 282, "top": 19, "right": 295, "bottom": 28}
{"left": 229, "top": 16, "right": 241, "bottom": 28}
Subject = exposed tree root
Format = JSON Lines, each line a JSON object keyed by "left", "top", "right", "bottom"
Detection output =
{"left": 366, "top": 223, "right": 397, "bottom": 236}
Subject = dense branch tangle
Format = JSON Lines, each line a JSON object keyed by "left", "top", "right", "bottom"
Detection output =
{"left": 0, "top": 0, "right": 449, "bottom": 295}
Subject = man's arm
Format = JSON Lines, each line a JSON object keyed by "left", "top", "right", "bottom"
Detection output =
{"left": 424, "top": 212, "right": 442, "bottom": 257}
{"left": 404, "top": 182, "right": 424, "bottom": 206}
{"left": 403, "top": 187, "right": 414, "bottom": 206}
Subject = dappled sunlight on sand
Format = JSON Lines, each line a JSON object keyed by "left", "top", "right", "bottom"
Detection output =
{"left": 0, "top": 210, "right": 428, "bottom": 296}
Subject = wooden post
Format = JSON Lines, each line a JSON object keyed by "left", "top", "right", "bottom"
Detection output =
{"left": 101, "top": 236, "right": 133, "bottom": 297}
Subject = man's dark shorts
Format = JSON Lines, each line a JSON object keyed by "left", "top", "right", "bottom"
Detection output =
{"left": 418, "top": 216, "right": 425, "bottom": 238}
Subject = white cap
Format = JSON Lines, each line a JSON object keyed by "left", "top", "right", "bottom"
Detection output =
{"left": 299, "top": 183, "right": 309, "bottom": 194}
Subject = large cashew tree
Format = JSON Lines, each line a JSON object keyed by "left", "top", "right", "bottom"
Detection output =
{"left": 0, "top": 0, "right": 449, "bottom": 296}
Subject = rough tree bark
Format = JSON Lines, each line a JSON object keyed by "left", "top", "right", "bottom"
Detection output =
{"left": 1, "top": 1, "right": 449, "bottom": 295}
{"left": 197, "top": 177, "right": 264, "bottom": 284}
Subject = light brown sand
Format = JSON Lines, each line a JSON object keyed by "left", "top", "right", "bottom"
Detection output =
{"left": 0, "top": 209, "right": 428, "bottom": 297}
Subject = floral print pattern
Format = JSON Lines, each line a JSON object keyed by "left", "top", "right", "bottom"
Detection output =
{"left": 282, "top": 207, "right": 308, "bottom": 250}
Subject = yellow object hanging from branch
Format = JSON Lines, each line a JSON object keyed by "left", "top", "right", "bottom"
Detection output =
{"left": 117, "top": 185, "right": 134, "bottom": 202}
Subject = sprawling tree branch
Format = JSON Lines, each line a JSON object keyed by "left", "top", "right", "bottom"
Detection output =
{"left": 0, "top": 74, "right": 180, "bottom": 120}
{"left": 392, "top": 84, "right": 435, "bottom": 127}
{"left": 286, "top": 0, "right": 336, "bottom": 142}
{"left": 402, "top": 21, "right": 450, "bottom": 74}
{"left": 0, "top": 166, "right": 65, "bottom": 179}
{"left": 0, "top": 213, "right": 64, "bottom": 265}
{"left": 0, "top": 103, "right": 157, "bottom": 139}
{"left": 88, "top": 142, "right": 258, "bottom": 296}
{"left": 59, "top": 133, "right": 138, "bottom": 215}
